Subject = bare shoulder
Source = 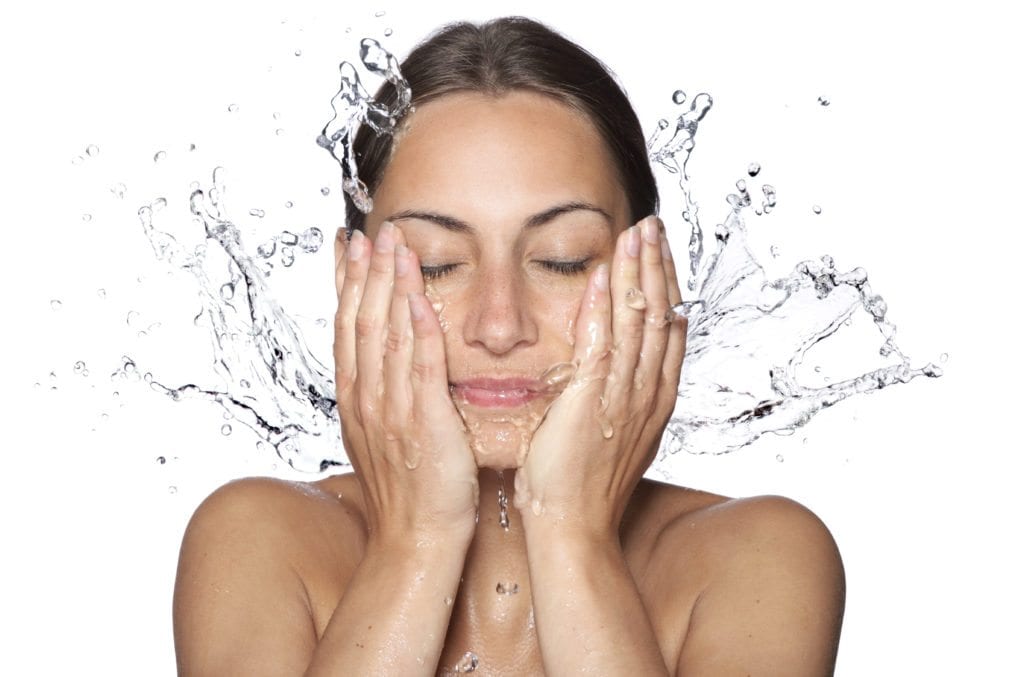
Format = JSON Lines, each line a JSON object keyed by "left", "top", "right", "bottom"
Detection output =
{"left": 174, "top": 475, "right": 364, "bottom": 676}
{"left": 633, "top": 482, "right": 846, "bottom": 676}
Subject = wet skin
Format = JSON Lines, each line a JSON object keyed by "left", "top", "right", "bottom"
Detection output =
{"left": 174, "top": 92, "right": 845, "bottom": 676}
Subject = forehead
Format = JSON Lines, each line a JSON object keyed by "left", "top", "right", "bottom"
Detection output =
{"left": 368, "top": 91, "right": 630, "bottom": 233}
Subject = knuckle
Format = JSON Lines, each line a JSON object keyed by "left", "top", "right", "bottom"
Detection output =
{"left": 355, "top": 312, "right": 377, "bottom": 338}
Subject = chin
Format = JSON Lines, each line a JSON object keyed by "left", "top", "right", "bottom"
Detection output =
{"left": 462, "top": 416, "right": 540, "bottom": 471}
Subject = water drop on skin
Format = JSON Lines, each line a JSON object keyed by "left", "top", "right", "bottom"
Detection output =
{"left": 497, "top": 471, "right": 510, "bottom": 530}
{"left": 624, "top": 287, "right": 647, "bottom": 310}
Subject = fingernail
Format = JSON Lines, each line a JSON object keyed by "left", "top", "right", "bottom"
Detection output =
{"left": 643, "top": 217, "right": 659, "bottom": 245}
{"left": 375, "top": 221, "right": 394, "bottom": 254}
{"left": 395, "top": 244, "right": 410, "bottom": 276}
{"left": 660, "top": 235, "right": 672, "bottom": 261}
{"left": 408, "top": 291, "right": 426, "bottom": 321}
{"left": 625, "top": 225, "right": 641, "bottom": 257}
{"left": 594, "top": 263, "right": 609, "bottom": 291}
{"left": 348, "top": 230, "right": 365, "bottom": 261}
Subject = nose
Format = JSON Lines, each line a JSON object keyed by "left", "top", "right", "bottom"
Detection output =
{"left": 461, "top": 265, "right": 538, "bottom": 356}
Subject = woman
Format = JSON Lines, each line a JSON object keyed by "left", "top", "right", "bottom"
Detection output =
{"left": 174, "top": 17, "right": 845, "bottom": 676}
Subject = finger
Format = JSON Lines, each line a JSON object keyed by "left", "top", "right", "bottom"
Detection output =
{"left": 634, "top": 216, "right": 670, "bottom": 395}
{"left": 383, "top": 236, "right": 415, "bottom": 426}
{"left": 571, "top": 262, "right": 613, "bottom": 379}
{"left": 658, "top": 226, "right": 687, "bottom": 416}
{"left": 334, "top": 227, "right": 348, "bottom": 299}
{"left": 407, "top": 288, "right": 455, "bottom": 423}
{"left": 335, "top": 229, "right": 371, "bottom": 401}
{"left": 356, "top": 221, "right": 398, "bottom": 405}
{"left": 608, "top": 223, "right": 645, "bottom": 393}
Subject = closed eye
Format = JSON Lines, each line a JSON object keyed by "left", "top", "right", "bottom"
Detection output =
{"left": 538, "top": 258, "right": 591, "bottom": 275}
{"left": 420, "top": 263, "right": 460, "bottom": 280}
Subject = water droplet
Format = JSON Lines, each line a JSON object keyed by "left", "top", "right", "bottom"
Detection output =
{"left": 257, "top": 239, "right": 277, "bottom": 258}
{"left": 735, "top": 179, "right": 747, "bottom": 193}
{"left": 284, "top": 200, "right": 294, "bottom": 209}
{"left": 221, "top": 424, "right": 233, "bottom": 436}
{"left": 153, "top": 150, "right": 167, "bottom": 163}
{"left": 762, "top": 184, "right": 776, "bottom": 208}
{"left": 228, "top": 103, "right": 239, "bottom": 112}
{"left": 272, "top": 111, "right": 281, "bottom": 120}
{"left": 496, "top": 582, "right": 519, "bottom": 595}
{"left": 275, "top": 128, "right": 285, "bottom": 136}
{"left": 249, "top": 208, "right": 265, "bottom": 218}
{"left": 50, "top": 299, "right": 62, "bottom": 310}
{"left": 813, "top": 205, "right": 823, "bottom": 214}
{"left": 624, "top": 287, "right": 647, "bottom": 310}
{"left": 940, "top": 352, "right": 949, "bottom": 363}
{"left": 85, "top": 144, "right": 100, "bottom": 157}
{"left": 444, "top": 596, "right": 453, "bottom": 606}
{"left": 281, "top": 247, "right": 295, "bottom": 267}
{"left": 818, "top": 96, "right": 831, "bottom": 106}
{"left": 320, "top": 186, "right": 331, "bottom": 196}
{"left": 665, "top": 300, "right": 704, "bottom": 321}
{"left": 453, "top": 651, "right": 478, "bottom": 673}
{"left": 747, "top": 162, "right": 761, "bottom": 177}
{"left": 96, "top": 288, "right": 106, "bottom": 299}
{"left": 71, "top": 155, "right": 84, "bottom": 165}
{"left": 770, "top": 245, "right": 781, "bottom": 258}
{"left": 384, "top": 28, "right": 393, "bottom": 36}
{"left": 240, "top": 379, "right": 251, "bottom": 388}
{"left": 299, "top": 227, "right": 324, "bottom": 252}
{"left": 315, "top": 318, "right": 327, "bottom": 328}
{"left": 168, "top": 486, "right": 178, "bottom": 494}
{"left": 280, "top": 230, "right": 298, "bottom": 245}
{"left": 144, "top": 372, "right": 153, "bottom": 383}
{"left": 657, "top": 118, "right": 670, "bottom": 130}
{"left": 189, "top": 143, "right": 197, "bottom": 152}
{"left": 219, "top": 283, "right": 235, "bottom": 300}
{"left": 672, "top": 89, "right": 687, "bottom": 105}
{"left": 294, "top": 49, "right": 302, "bottom": 56}
{"left": 497, "top": 472, "right": 510, "bottom": 530}
{"left": 598, "top": 415, "right": 615, "bottom": 439}
{"left": 156, "top": 455, "right": 166, "bottom": 465}
{"left": 81, "top": 213, "right": 92, "bottom": 222}
{"left": 110, "top": 183, "right": 127, "bottom": 199}
{"left": 374, "top": 10, "right": 386, "bottom": 16}
{"left": 776, "top": 454, "right": 784, "bottom": 462}
{"left": 539, "top": 361, "right": 577, "bottom": 390}
{"left": 73, "top": 361, "right": 86, "bottom": 373}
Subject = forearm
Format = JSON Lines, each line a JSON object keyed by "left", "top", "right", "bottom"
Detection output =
{"left": 524, "top": 519, "right": 668, "bottom": 676}
{"left": 305, "top": 535, "right": 469, "bottom": 676}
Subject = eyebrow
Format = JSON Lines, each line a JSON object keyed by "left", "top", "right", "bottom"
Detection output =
{"left": 386, "top": 201, "right": 613, "bottom": 233}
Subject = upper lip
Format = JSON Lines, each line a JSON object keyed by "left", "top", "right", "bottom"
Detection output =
{"left": 451, "top": 377, "right": 543, "bottom": 392}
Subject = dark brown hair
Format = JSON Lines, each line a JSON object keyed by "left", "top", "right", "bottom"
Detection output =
{"left": 344, "top": 16, "right": 659, "bottom": 231}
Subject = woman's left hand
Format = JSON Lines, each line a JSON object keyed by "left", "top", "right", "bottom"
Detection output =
{"left": 515, "top": 215, "right": 687, "bottom": 537}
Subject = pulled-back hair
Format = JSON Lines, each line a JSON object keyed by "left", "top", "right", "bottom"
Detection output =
{"left": 344, "top": 16, "right": 659, "bottom": 231}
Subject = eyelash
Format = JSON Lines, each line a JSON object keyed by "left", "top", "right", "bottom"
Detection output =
{"left": 419, "top": 259, "right": 591, "bottom": 280}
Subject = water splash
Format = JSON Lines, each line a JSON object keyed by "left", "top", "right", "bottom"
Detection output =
{"left": 316, "top": 38, "right": 412, "bottom": 213}
{"left": 82, "top": 48, "right": 939, "bottom": 476}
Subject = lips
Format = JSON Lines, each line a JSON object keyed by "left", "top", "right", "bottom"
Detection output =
{"left": 451, "top": 377, "right": 545, "bottom": 408}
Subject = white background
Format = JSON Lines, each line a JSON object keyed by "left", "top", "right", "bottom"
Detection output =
{"left": 3, "top": 0, "right": 1012, "bottom": 674}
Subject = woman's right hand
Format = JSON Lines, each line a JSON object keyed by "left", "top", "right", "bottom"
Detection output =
{"left": 334, "top": 221, "right": 479, "bottom": 548}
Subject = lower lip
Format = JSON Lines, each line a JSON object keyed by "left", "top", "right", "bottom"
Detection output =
{"left": 453, "top": 385, "right": 543, "bottom": 408}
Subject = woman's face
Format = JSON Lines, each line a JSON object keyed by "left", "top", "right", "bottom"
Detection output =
{"left": 363, "top": 90, "right": 632, "bottom": 469}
